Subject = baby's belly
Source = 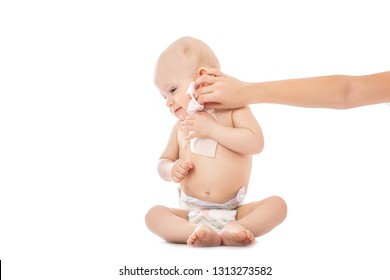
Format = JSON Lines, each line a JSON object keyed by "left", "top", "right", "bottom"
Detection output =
{"left": 181, "top": 149, "right": 252, "bottom": 204}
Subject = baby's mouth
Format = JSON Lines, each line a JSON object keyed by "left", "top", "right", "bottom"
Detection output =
{"left": 174, "top": 107, "right": 188, "bottom": 120}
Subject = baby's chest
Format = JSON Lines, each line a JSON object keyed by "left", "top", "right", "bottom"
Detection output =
{"left": 177, "top": 130, "right": 189, "bottom": 151}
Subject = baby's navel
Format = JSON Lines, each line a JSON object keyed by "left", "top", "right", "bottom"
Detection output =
{"left": 204, "top": 191, "right": 211, "bottom": 197}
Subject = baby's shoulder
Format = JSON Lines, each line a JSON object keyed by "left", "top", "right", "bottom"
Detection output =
{"left": 229, "top": 106, "right": 259, "bottom": 127}
{"left": 215, "top": 106, "right": 252, "bottom": 119}
{"left": 214, "top": 108, "right": 234, "bottom": 116}
{"left": 166, "top": 120, "right": 181, "bottom": 136}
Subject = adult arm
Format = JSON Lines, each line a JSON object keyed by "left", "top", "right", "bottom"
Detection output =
{"left": 194, "top": 69, "right": 390, "bottom": 109}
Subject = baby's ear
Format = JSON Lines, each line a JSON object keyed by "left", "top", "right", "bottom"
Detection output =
{"left": 197, "top": 67, "right": 207, "bottom": 76}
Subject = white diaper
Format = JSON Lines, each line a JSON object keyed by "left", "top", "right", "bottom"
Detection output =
{"left": 188, "top": 209, "right": 237, "bottom": 232}
{"left": 186, "top": 82, "right": 218, "bottom": 158}
{"left": 180, "top": 187, "right": 246, "bottom": 232}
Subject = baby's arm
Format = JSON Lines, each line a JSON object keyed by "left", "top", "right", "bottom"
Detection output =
{"left": 182, "top": 107, "right": 263, "bottom": 155}
{"left": 158, "top": 122, "right": 193, "bottom": 183}
{"left": 215, "top": 106, "right": 263, "bottom": 154}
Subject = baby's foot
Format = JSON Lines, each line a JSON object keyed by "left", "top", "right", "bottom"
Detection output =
{"left": 220, "top": 222, "right": 255, "bottom": 246}
{"left": 187, "top": 224, "right": 222, "bottom": 247}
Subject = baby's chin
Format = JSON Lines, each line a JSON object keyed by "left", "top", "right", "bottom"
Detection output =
{"left": 174, "top": 108, "right": 189, "bottom": 120}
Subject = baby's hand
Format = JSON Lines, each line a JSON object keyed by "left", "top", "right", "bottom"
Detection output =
{"left": 180, "top": 112, "right": 216, "bottom": 140}
{"left": 170, "top": 159, "right": 194, "bottom": 183}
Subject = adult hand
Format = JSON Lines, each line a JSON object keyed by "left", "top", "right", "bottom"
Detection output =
{"left": 194, "top": 68, "right": 249, "bottom": 109}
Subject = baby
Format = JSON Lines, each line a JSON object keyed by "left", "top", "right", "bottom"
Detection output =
{"left": 145, "top": 37, "right": 287, "bottom": 246}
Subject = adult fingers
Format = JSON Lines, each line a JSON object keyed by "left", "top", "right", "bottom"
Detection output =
{"left": 196, "top": 94, "right": 223, "bottom": 109}
{"left": 201, "top": 68, "right": 222, "bottom": 77}
{"left": 194, "top": 75, "right": 216, "bottom": 91}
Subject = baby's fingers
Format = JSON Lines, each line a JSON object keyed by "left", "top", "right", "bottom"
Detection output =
{"left": 178, "top": 160, "right": 194, "bottom": 172}
{"left": 180, "top": 119, "right": 194, "bottom": 131}
{"left": 171, "top": 168, "right": 186, "bottom": 182}
{"left": 185, "top": 160, "right": 194, "bottom": 169}
{"left": 172, "top": 174, "right": 183, "bottom": 183}
{"left": 184, "top": 131, "right": 199, "bottom": 140}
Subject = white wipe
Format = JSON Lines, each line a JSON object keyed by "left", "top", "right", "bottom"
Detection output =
{"left": 186, "top": 82, "right": 218, "bottom": 157}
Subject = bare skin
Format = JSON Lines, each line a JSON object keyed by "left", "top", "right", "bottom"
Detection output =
{"left": 220, "top": 223, "right": 255, "bottom": 246}
{"left": 187, "top": 224, "right": 222, "bottom": 247}
{"left": 194, "top": 69, "right": 390, "bottom": 109}
{"left": 146, "top": 37, "right": 287, "bottom": 246}
{"left": 146, "top": 196, "right": 287, "bottom": 247}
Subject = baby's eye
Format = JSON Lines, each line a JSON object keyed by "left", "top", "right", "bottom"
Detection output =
{"left": 169, "top": 87, "right": 177, "bottom": 94}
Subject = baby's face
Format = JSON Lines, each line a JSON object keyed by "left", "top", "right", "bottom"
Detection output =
{"left": 155, "top": 56, "right": 194, "bottom": 120}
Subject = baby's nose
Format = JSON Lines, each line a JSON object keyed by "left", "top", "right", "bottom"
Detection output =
{"left": 166, "top": 97, "right": 174, "bottom": 107}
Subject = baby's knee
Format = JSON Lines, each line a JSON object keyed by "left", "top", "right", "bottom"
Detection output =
{"left": 269, "top": 196, "right": 288, "bottom": 221}
{"left": 145, "top": 205, "right": 167, "bottom": 226}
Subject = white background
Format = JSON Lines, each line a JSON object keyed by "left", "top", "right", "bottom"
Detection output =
{"left": 1, "top": 0, "right": 389, "bottom": 279}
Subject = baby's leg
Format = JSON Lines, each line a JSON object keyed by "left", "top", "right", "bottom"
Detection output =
{"left": 145, "top": 205, "right": 221, "bottom": 246}
{"left": 220, "top": 196, "right": 287, "bottom": 246}
{"left": 145, "top": 205, "right": 194, "bottom": 244}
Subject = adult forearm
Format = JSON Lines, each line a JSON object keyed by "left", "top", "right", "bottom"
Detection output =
{"left": 247, "top": 71, "right": 390, "bottom": 109}
{"left": 346, "top": 71, "right": 390, "bottom": 108}
{"left": 247, "top": 75, "right": 349, "bottom": 109}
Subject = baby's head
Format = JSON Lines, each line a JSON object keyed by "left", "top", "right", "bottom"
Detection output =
{"left": 154, "top": 36, "right": 220, "bottom": 119}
